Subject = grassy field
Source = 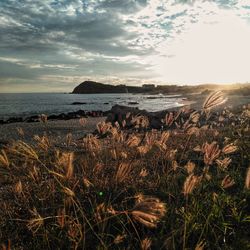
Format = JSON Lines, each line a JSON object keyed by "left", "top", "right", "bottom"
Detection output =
{"left": 0, "top": 92, "right": 250, "bottom": 250}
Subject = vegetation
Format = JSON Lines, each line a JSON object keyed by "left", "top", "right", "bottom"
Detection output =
{"left": 0, "top": 92, "right": 250, "bottom": 249}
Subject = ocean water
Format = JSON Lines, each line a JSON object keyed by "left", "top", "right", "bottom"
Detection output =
{"left": 0, "top": 93, "right": 184, "bottom": 120}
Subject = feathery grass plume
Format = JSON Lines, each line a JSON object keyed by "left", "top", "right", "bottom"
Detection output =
{"left": 187, "top": 127, "right": 200, "bottom": 136}
{"left": 110, "top": 148, "right": 117, "bottom": 160}
{"left": 190, "top": 111, "right": 200, "bottom": 123}
{"left": 145, "top": 131, "right": 158, "bottom": 147}
{"left": 116, "top": 163, "right": 131, "bottom": 183}
{"left": 83, "top": 134, "right": 101, "bottom": 152}
{"left": 83, "top": 177, "right": 93, "bottom": 188}
{"left": 155, "top": 131, "right": 170, "bottom": 151}
{"left": 126, "top": 134, "right": 141, "bottom": 147}
{"left": 185, "top": 161, "right": 195, "bottom": 174}
{"left": 141, "top": 238, "right": 152, "bottom": 250}
{"left": 139, "top": 168, "right": 148, "bottom": 177}
{"left": 126, "top": 112, "right": 131, "bottom": 119}
{"left": 13, "top": 141, "right": 39, "bottom": 160}
{"left": 1, "top": 240, "right": 11, "bottom": 250}
{"left": 29, "top": 166, "right": 40, "bottom": 182}
{"left": 114, "top": 234, "right": 126, "bottom": 245}
{"left": 203, "top": 91, "right": 227, "bottom": 111}
{"left": 183, "top": 174, "right": 201, "bottom": 196}
{"left": 17, "top": 127, "right": 24, "bottom": 137}
{"left": 97, "top": 121, "right": 112, "bottom": 135}
{"left": 193, "top": 145, "right": 201, "bottom": 152}
{"left": 14, "top": 180, "right": 23, "bottom": 195}
{"left": 93, "top": 162, "right": 104, "bottom": 173}
{"left": 216, "top": 157, "right": 232, "bottom": 170}
{"left": 95, "top": 203, "right": 106, "bottom": 223}
{"left": 0, "top": 150, "right": 10, "bottom": 168}
{"left": 160, "top": 131, "right": 170, "bottom": 143}
{"left": 58, "top": 152, "right": 74, "bottom": 179}
{"left": 63, "top": 187, "right": 75, "bottom": 197}
{"left": 120, "top": 151, "right": 128, "bottom": 159}
{"left": 39, "top": 114, "right": 47, "bottom": 123}
{"left": 195, "top": 240, "right": 205, "bottom": 250}
{"left": 172, "top": 160, "right": 178, "bottom": 171}
{"left": 122, "top": 119, "right": 126, "bottom": 128}
{"left": 66, "top": 133, "right": 72, "bottom": 147}
{"left": 27, "top": 208, "right": 44, "bottom": 233}
{"left": 34, "top": 135, "right": 50, "bottom": 151}
{"left": 137, "top": 145, "right": 150, "bottom": 156}
{"left": 222, "top": 143, "right": 238, "bottom": 154}
{"left": 131, "top": 115, "right": 149, "bottom": 129}
{"left": 202, "top": 141, "right": 221, "bottom": 165}
{"left": 162, "top": 112, "right": 175, "bottom": 127}
{"left": 114, "top": 121, "right": 120, "bottom": 129}
{"left": 57, "top": 208, "right": 66, "bottom": 228}
{"left": 79, "top": 117, "right": 87, "bottom": 126}
{"left": 131, "top": 195, "right": 166, "bottom": 228}
{"left": 67, "top": 221, "right": 82, "bottom": 241}
{"left": 221, "top": 175, "right": 235, "bottom": 189}
{"left": 245, "top": 167, "right": 250, "bottom": 189}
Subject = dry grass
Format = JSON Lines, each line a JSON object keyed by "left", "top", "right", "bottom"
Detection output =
{"left": 0, "top": 92, "right": 250, "bottom": 249}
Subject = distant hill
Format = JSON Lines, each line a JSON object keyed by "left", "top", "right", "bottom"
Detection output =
{"left": 72, "top": 80, "right": 250, "bottom": 95}
{"left": 72, "top": 81, "right": 153, "bottom": 94}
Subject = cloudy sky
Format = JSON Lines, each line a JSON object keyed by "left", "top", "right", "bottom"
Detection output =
{"left": 0, "top": 0, "right": 250, "bottom": 92}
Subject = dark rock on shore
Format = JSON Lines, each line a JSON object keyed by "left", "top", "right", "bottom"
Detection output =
{"left": 106, "top": 105, "right": 195, "bottom": 129}
{"left": 0, "top": 110, "right": 106, "bottom": 125}
{"left": 25, "top": 115, "right": 40, "bottom": 123}
{"left": 128, "top": 102, "right": 139, "bottom": 105}
{"left": 71, "top": 102, "right": 88, "bottom": 105}
{"left": 105, "top": 105, "right": 168, "bottom": 129}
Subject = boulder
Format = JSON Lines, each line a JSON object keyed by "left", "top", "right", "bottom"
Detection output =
{"left": 106, "top": 105, "right": 172, "bottom": 129}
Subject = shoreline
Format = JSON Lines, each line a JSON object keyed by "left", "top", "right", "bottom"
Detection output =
{"left": 0, "top": 117, "right": 106, "bottom": 145}
{"left": 0, "top": 94, "right": 249, "bottom": 145}
{"left": 1, "top": 93, "right": 249, "bottom": 125}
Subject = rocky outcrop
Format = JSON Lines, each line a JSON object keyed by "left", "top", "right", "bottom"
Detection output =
{"left": 105, "top": 105, "right": 177, "bottom": 129}
{"left": 0, "top": 110, "right": 105, "bottom": 125}
{"left": 72, "top": 81, "right": 152, "bottom": 94}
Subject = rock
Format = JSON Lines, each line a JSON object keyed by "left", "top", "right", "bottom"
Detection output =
{"left": 6, "top": 117, "right": 23, "bottom": 123}
{"left": 106, "top": 105, "right": 168, "bottom": 129}
{"left": 128, "top": 102, "right": 139, "bottom": 105}
{"left": 0, "top": 120, "right": 7, "bottom": 125}
{"left": 24, "top": 115, "right": 39, "bottom": 123}
{"left": 105, "top": 105, "right": 196, "bottom": 129}
{"left": 71, "top": 102, "right": 88, "bottom": 105}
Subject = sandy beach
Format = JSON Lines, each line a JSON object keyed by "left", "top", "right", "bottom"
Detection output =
{"left": 0, "top": 117, "right": 106, "bottom": 146}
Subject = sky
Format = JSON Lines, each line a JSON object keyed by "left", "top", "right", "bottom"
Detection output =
{"left": 0, "top": 0, "right": 250, "bottom": 93}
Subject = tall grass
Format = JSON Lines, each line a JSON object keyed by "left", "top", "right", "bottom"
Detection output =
{"left": 0, "top": 92, "right": 250, "bottom": 249}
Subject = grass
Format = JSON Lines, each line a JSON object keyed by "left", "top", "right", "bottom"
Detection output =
{"left": 0, "top": 92, "right": 250, "bottom": 250}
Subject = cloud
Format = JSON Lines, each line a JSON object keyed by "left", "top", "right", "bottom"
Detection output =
{"left": 0, "top": 0, "right": 250, "bottom": 92}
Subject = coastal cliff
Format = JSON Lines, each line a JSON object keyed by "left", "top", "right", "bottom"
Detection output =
{"left": 72, "top": 81, "right": 154, "bottom": 94}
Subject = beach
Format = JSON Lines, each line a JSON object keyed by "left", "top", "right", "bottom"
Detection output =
{"left": 0, "top": 117, "right": 106, "bottom": 145}
{"left": 0, "top": 93, "right": 249, "bottom": 145}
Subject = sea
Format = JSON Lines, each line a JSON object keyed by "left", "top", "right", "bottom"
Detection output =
{"left": 0, "top": 93, "right": 185, "bottom": 120}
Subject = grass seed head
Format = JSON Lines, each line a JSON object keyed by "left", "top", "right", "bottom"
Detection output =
{"left": 183, "top": 174, "right": 201, "bottom": 196}
{"left": 131, "top": 196, "right": 166, "bottom": 228}
{"left": 222, "top": 143, "right": 238, "bottom": 154}
{"left": 141, "top": 238, "right": 152, "bottom": 250}
{"left": 221, "top": 175, "right": 235, "bottom": 189}
{"left": 245, "top": 167, "right": 250, "bottom": 189}
{"left": 203, "top": 91, "right": 227, "bottom": 111}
